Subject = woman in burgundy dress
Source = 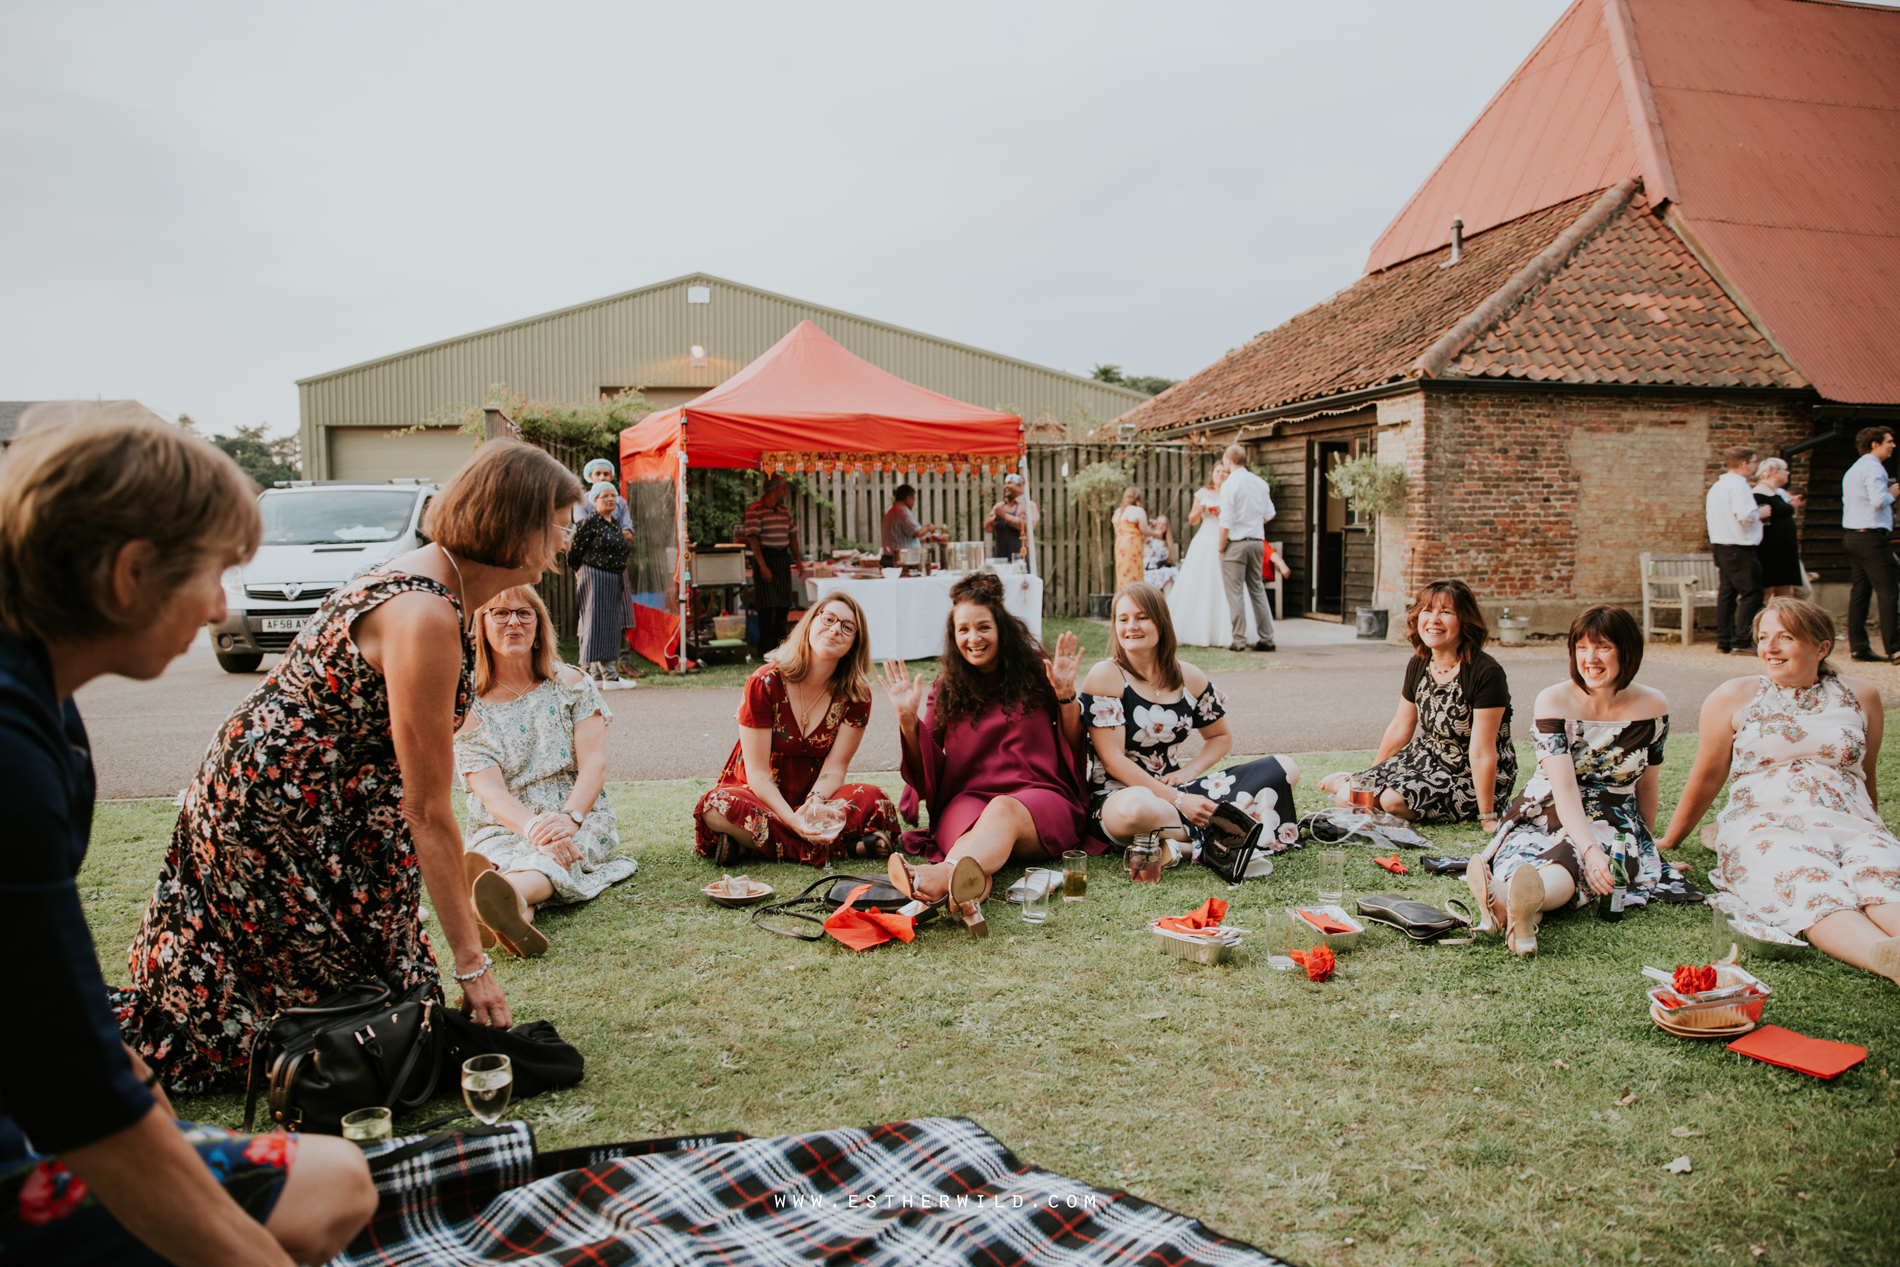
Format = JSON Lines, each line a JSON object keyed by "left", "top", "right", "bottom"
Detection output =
{"left": 882, "top": 572, "right": 1088, "bottom": 936}
{"left": 694, "top": 593, "right": 900, "bottom": 866}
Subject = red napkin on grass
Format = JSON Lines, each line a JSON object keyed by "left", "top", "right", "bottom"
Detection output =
{"left": 1155, "top": 898, "right": 1229, "bottom": 935}
{"left": 1373, "top": 855, "right": 1409, "bottom": 875}
{"left": 1726, "top": 1025, "right": 1867, "bottom": 1080}
{"left": 1298, "top": 909, "right": 1355, "bottom": 934}
{"left": 823, "top": 885, "right": 917, "bottom": 951}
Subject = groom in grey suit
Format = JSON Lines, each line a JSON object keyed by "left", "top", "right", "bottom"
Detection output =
{"left": 1216, "top": 445, "right": 1277, "bottom": 652}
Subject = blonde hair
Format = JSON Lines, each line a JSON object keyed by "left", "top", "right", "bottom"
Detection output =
{"left": 1119, "top": 486, "right": 1142, "bottom": 507}
{"left": 425, "top": 441, "right": 585, "bottom": 569}
{"left": 0, "top": 407, "right": 260, "bottom": 645}
{"left": 1754, "top": 597, "right": 1837, "bottom": 677}
{"left": 1756, "top": 457, "right": 1789, "bottom": 480}
{"left": 768, "top": 591, "right": 872, "bottom": 704}
{"left": 472, "top": 585, "right": 558, "bottom": 694}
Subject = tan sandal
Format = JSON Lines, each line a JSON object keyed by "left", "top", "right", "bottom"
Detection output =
{"left": 1871, "top": 936, "right": 1900, "bottom": 985}
{"left": 1505, "top": 865, "right": 1544, "bottom": 956}
{"left": 473, "top": 869, "right": 549, "bottom": 957}
{"left": 465, "top": 852, "right": 497, "bottom": 949}
{"left": 949, "top": 856, "right": 989, "bottom": 939}
{"left": 1466, "top": 859, "right": 1500, "bottom": 936}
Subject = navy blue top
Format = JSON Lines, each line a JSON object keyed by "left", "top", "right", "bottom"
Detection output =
{"left": 0, "top": 629, "right": 153, "bottom": 1164}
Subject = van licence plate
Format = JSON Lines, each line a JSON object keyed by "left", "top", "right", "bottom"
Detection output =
{"left": 261, "top": 617, "right": 307, "bottom": 633}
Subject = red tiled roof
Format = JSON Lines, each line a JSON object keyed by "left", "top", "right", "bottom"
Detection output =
{"left": 1365, "top": 0, "right": 1900, "bottom": 404}
{"left": 1126, "top": 186, "right": 1802, "bottom": 433}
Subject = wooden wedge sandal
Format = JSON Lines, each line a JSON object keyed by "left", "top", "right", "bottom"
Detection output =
{"left": 1465, "top": 857, "right": 1499, "bottom": 937}
{"left": 465, "top": 851, "right": 498, "bottom": 950}
{"left": 1504, "top": 864, "right": 1545, "bottom": 956}
{"left": 473, "top": 868, "right": 549, "bottom": 958}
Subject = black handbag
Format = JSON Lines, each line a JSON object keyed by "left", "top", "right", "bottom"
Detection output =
{"left": 1197, "top": 802, "right": 1264, "bottom": 883}
{"left": 750, "top": 873, "right": 926, "bottom": 940}
{"left": 243, "top": 980, "right": 444, "bottom": 1134}
{"left": 438, "top": 1011, "right": 585, "bottom": 1099}
{"left": 1354, "top": 892, "right": 1476, "bottom": 943}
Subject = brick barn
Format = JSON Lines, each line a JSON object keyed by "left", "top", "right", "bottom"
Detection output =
{"left": 1122, "top": 0, "right": 1900, "bottom": 634}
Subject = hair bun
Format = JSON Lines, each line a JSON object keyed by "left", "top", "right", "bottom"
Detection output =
{"left": 950, "top": 571, "right": 1006, "bottom": 604}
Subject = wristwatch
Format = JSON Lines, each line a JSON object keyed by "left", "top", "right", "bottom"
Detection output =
{"left": 565, "top": 810, "right": 584, "bottom": 827}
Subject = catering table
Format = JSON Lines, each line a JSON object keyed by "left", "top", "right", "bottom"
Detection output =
{"left": 803, "top": 572, "right": 1043, "bottom": 662}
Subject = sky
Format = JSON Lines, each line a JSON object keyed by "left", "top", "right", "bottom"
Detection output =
{"left": 0, "top": 0, "right": 1580, "bottom": 439}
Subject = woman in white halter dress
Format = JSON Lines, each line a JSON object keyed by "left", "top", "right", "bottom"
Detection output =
{"left": 1168, "top": 466, "right": 1255, "bottom": 647}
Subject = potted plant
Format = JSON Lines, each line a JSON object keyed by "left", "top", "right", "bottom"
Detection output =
{"left": 1066, "top": 460, "right": 1128, "bottom": 619}
{"left": 1325, "top": 452, "right": 1408, "bottom": 640}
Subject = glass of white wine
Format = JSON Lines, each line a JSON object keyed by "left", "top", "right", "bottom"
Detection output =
{"left": 461, "top": 1054, "right": 513, "bottom": 1126}
{"left": 340, "top": 1106, "right": 392, "bottom": 1148}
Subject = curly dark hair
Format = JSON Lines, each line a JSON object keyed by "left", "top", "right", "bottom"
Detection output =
{"left": 931, "top": 571, "right": 1052, "bottom": 736}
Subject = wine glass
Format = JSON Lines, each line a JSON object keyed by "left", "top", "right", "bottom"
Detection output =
{"left": 461, "top": 1054, "right": 513, "bottom": 1126}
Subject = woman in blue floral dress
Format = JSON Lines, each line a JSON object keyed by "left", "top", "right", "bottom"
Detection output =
{"left": 1469, "top": 604, "right": 1695, "bottom": 954}
{"left": 114, "top": 442, "right": 585, "bottom": 1090}
{"left": 1079, "top": 583, "right": 1300, "bottom": 859}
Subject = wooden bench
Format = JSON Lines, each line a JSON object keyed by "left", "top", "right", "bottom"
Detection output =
{"left": 1640, "top": 551, "right": 1718, "bottom": 644}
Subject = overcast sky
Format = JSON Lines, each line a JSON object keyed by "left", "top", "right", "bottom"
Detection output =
{"left": 1, "top": 0, "right": 1579, "bottom": 438}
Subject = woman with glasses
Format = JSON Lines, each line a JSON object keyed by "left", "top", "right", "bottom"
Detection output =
{"left": 116, "top": 442, "right": 584, "bottom": 1089}
{"left": 454, "top": 586, "right": 635, "bottom": 958}
{"left": 694, "top": 594, "right": 900, "bottom": 866}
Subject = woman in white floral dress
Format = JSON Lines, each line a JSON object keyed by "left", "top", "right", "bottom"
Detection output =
{"left": 1661, "top": 599, "right": 1900, "bottom": 985}
{"left": 455, "top": 586, "right": 635, "bottom": 957}
{"left": 1079, "top": 583, "right": 1300, "bottom": 858}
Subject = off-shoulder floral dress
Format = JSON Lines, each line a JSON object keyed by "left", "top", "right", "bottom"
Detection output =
{"left": 113, "top": 572, "right": 470, "bottom": 1092}
{"left": 1079, "top": 668, "right": 1296, "bottom": 854}
{"left": 456, "top": 670, "right": 636, "bottom": 903}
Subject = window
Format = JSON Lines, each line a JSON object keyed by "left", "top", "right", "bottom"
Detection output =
{"left": 687, "top": 286, "right": 711, "bottom": 304}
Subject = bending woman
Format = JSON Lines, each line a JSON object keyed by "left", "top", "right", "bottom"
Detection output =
{"left": 1318, "top": 579, "right": 1516, "bottom": 828}
{"left": 457, "top": 585, "right": 637, "bottom": 959}
{"left": 116, "top": 441, "right": 583, "bottom": 1088}
{"left": 694, "top": 593, "right": 900, "bottom": 867}
{"left": 1081, "top": 582, "right": 1299, "bottom": 857}
{"left": 1469, "top": 604, "right": 1686, "bottom": 955}
{"left": 882, "top": 571, "right": 1088, "bottom": 937}
{"left": 1659, "top": 599, "right": 1900, "bottom": 985}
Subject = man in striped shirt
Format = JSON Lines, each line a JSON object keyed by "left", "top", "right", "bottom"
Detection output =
{"left": 743, "top": 476, "right": 803, "bottom": 651}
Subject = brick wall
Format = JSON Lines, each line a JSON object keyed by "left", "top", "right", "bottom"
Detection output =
{"left": 1396, "top": 387, "right": 1813, "bottom": 626}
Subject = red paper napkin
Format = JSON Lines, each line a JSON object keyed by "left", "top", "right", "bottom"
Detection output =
{"left": 1155, "top": 898, "right": 1229, "bottom": 934}
{"left": 1298, "top": 909, "right": 1354, "bottom": 934}
{"left": 1373, "top": 855, "right": 1409, "bottom": 874}
{"left": 823, "top": 885, "right": 917, "bottom": 951}
{"left": 1726, "top": 1025, "right": 1867, "bottom": 1080}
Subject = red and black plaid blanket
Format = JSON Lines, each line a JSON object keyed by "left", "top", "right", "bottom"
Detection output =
{"left": 338, "top": 1115, "right": 1295, "bottom": 1265}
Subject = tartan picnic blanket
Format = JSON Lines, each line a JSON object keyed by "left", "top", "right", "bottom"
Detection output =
{"left": 336, "top": 1115, "right": 1296, "bottom": 1266}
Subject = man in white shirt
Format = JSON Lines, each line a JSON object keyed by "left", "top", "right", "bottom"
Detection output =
{"left": 1216, "top": 444, "right": 1276, "bottom": 651}
{"left": 1841, "top": 426, "right": 1900, "bottom": 662}
{"left": 1705, "top": 445, "right": 1765, "bottom": 654}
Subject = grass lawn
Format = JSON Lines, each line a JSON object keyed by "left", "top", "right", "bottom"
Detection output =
{"left": 582, "top": 613, "right": 1281, "bottom": 688}
{"left": 82, "top": 739, "right": 1899, "bottom": 1267}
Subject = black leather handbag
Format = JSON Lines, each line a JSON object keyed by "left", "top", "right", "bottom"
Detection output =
{"left": 750, "top": 872, "right": 925, "bottom": 940}
{"left": 243, "top": 980, "right": 444, "bottom": 1134}
{"left": 1197, "top": 801, "right": 1264, "bottom": 883}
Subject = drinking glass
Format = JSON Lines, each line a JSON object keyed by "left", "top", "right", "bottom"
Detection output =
{"left": 340, "top": 1107, "right": 392, "bottom": 1148}
{"left": 1316, "top": 850, "right": 1346, "bottom": 906}
{"left": 1061, "top": 850, "right": 1088, "bottom": 902}
{"left": 1265, "top": 910, "right": 1297, "bottom": 971}
{"left": 1711, "top": 904, "right": 1737, "bottom": 963}
{"left": 1021, "top": 877, "right": 1053, "bottom": 924}
{"left": 461, "top": 1054, "right": 514, "bottom": 1126}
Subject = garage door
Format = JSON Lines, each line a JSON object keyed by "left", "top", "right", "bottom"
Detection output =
{"left": 328, "top": 427, "right": 478, "bottom": 483}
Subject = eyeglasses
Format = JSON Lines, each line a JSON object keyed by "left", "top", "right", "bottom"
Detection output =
{"left": 556, "top": 524, "right": 576, "bottom": 545}
{"left": 815, "top": 612, "right": 857, "bottom": 637}
{"left": 485, "top": 608, "right": 537, "bottom": 626}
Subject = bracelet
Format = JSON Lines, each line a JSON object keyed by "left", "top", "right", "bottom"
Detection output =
{"left": 1173, "top": 789, "right": 1186, "bottom": 807}
{"left": 453, "top": 954, "right": 493, "bottom": 983}
{"left": 1054, "top": 695, "right": 1076, "bottom": 705}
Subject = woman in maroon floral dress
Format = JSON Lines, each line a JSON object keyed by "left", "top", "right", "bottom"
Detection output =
{"left": 114, "top": 442, "right": 585, "bottom": 1091}
{"left": 694, "top": 593, "right": 900, "bottom": 867}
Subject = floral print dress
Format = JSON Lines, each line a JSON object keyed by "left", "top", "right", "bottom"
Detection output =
{"left": 1480, "top": 715, "right": 1697, "bottom": 910}
{"left": 1712, "top": 674, "right": 1900, "bottom": 931}
{"left": 112, "top": 572, "right": 472, "bottom": 1092}
{"left": 1080, "top": 671, "right": 1296, "bottom": 854}
{"left": 456, "top": 671, "right": 637, "bottom": 903}
{"left": 692, "top": 664, "right": 900, "bottom": 866}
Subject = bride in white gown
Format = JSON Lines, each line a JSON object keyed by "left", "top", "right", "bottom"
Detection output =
{"left": 1169, "top": 463, "right": 1256, "bottom": 647}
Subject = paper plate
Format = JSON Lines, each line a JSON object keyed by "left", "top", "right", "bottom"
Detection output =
{"left": 703, "top": 880, "right": 775, "bottom": 908}
{"left": 1650, "top": 1003, "right": 1753, "bottom": 1040}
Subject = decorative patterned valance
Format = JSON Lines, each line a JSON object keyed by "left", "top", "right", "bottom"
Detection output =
{"left": 760, "top": 451, "right": 1022, "bottom": 478}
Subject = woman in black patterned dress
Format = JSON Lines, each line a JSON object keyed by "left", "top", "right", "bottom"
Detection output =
{"left": 114, "top": 442, "right": 585, "bottom": 1091}
{"left": 1318, "top": 580, "right": 1516, "bottom": 831}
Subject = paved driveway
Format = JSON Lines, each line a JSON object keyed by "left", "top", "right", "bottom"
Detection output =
{"left": 79, "top": 623, "right": 1747, "bottom": 800}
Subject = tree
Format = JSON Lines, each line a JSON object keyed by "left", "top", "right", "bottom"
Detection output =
{"left": 212, "top": 424, "right": 300, "bottom": 488}
{"left": 1066, "top": 460, "right": 1128, "bottom": 598}
{"left": 1091, "top": 364, "right": 1177, "bottom": 397}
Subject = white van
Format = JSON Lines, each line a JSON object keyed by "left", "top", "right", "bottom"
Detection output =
{"left": 212, "top": 479, "right": 438, "bottom": 672}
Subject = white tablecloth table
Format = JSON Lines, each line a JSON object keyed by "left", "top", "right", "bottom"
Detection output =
{"left": 802, "top": 573, "right": 1044, "bottom": 662}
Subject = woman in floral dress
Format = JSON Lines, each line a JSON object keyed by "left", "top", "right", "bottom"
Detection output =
{"left": 1319, "top": 580, "right": 1516, "bottom": 828}
{"left": 1080, "top": 583, "right": 1300, "bottom": 859}
{"left": 1660, "top": 599, "right": 1900, "bottom": 984}
{"left": 1469, "top": 604, "right": 1692, "bottom": 955}
{"left": 114, "top": 442, "right": 585, "bottom": 1090}
{"left": 457, "top": 585, "right": 636, "bottom": 959}
{"left": 694, "top": 593, "right": 899, "bottom": 867}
